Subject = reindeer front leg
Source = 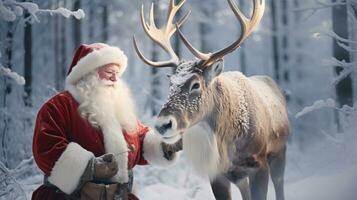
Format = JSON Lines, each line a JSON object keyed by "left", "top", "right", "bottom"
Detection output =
{"left": 248, "top": 157, "right": 269, "bottom": 200}
{"left": 224, "top": 154, "right": 266, "bottom": 200}
{"left": 225, "top": 166, "right": 251, "bottom": 200}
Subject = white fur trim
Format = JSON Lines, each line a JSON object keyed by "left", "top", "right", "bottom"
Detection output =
{"left": 65, "top": 82, "right": 81, "bottom": 103}
{"left": 48, "top": 142, "right": 94, "bottom": 194}
{"left": 66, "top": 46, "right": 128, "bottom": 85}
{"left": 143, "top": 130, "right": 178, "bottom": 167}
{"left": 100, "top": 120, "right": 129, "bottom": 184}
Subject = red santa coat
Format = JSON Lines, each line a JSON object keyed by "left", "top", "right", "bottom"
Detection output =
{"left": 32, "top": 91, "right": 173, "bottom": 200}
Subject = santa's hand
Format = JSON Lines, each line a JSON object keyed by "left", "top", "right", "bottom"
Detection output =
{"left": 93, "top": 153, "right": 118, "bottom": 179}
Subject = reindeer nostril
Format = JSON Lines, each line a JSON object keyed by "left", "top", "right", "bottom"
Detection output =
{"left": 155, "top": 120, "right": 173, "bottom": 135}
{"left": 163, "top": 120, "right": 172, "bottom": 130}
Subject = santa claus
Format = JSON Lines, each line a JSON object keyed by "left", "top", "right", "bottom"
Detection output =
{"left": 32, "top": 43, "right": 181, "bottom": 200}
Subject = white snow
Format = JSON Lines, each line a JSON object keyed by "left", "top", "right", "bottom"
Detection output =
{"left": 50, "top": 7, "right": 85, "bottom": 19}
{"left": 285, "top": 165, "right": 357, "bottom": 200}
{"left": 0, "top": 1, "right": 16, "bottom": 21}
{"left": 133, "top": 144, "right": 357, "bottom": 200}
{"left": 0, "top": 66, "right": 25, "bottom": 85}
{"left": 0, "top": 0, "right": 85, "bottom": 23}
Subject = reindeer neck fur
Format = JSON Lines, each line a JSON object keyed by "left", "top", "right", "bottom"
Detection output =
{"left": 208, "top": 72, "right": 251, "bottom": 140}
{"left": 182, "top": 72, "right": 252, "bottom": 179}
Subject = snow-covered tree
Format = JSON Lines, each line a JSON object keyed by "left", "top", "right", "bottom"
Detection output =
{"left": 0, "top": 1, "right": 84, "bottom": 199}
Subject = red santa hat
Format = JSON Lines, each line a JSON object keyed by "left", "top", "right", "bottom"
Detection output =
{"left": 66, "top": 43, "right": 128, "bottom": 85}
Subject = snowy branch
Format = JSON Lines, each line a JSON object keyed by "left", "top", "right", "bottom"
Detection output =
{"left": 315, "top": 28, "right": 357, "bottom": 85}
{"left": 339, "top": 101, "right": 357, "bottom": 115}
{"left": 332, "top": 67, "right": 354, "bottom": 86}
{"left": 348, "top": 4, "right": 357, "bottom": 23}
{"left": 0, "top": 0, "right": 85, "bottom": 23}
{"left": 0, "top": 0, "right": 85, "bottom": 83}
{"left": 0, "top": 160, "right": 27, "bottom": 199}
{"left": 337, "top": 41, "right": 357, "bottom": 53}
{"left": 10, "top": 157, "right": 36, "bottom": 179}
{"left": 295, "top": 98, "right": 336, "bottom": 118}
{"left": 0, "top": 65, "right": 25, "bottom": 85}
{"left": 322, "top": 58, "right": 357, "bottom": 86}
{"left": 296, "top": 98, "right": 357, "bottom": 118}
{"left": 293, "top": 0, "right": 346, "bottom": 12}
{"left": 315, "top": 30, "right": 357, "bottom": 45}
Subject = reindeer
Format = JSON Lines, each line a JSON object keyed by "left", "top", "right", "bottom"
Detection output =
{"left": 133, "top": 0, "right": 289, "bottom": 199}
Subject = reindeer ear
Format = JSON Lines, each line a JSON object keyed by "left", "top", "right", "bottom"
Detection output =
{"left": 203, "top": 59, "right": 224, "bottom": 84}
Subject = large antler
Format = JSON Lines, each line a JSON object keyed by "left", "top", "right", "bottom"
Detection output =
{"left": 133, "top": 0, "right": 190, "bottom": 67}
{"left": 177, "top": 0, "right": 265, "bottom": 67}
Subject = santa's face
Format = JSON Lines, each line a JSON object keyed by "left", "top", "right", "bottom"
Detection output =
{"left": 75, "top": 72, "right": 138, "bottom": 132}
{"left": 97, "top": 63, "right": 121, "bottom": 85}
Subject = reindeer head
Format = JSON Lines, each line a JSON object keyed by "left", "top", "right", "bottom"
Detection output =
{"left": 134, "top": 0, "right": 265, "bottom": 143}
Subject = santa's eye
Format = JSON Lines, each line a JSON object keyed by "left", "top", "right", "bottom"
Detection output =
{"left": 106, "top": 71, "right": 118, "bottom": 75}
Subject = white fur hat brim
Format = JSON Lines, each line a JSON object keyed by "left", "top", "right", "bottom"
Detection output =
{"left": 66, "top": 46, "right": 127, "bottom": 85}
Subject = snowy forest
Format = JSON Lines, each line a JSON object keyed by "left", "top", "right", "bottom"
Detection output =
{"left": 0, "top": 0, "right": 357, "bottom": 199}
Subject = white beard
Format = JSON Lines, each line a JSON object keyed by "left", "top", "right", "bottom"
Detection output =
{"left": 75, "top": 72, "right": 138, "bottom": 133}
{"left": 66, "top": 72, "right": 138, "bottom": 183}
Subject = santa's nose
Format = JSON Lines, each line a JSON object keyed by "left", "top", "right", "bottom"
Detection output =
{"left": 109, "top": 75, "right": 117, "bottom": 82}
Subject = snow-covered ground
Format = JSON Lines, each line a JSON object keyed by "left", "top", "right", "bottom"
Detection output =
{"left": 132, "top": 128, "right": 357, "bottom": 200}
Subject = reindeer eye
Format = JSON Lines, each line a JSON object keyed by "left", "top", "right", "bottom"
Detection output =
{"left": 190, "top": 82, "right": 200, "bottom": 91}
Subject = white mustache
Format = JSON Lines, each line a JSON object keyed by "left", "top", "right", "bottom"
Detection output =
{"left": 100, "top": 79, "right": 116, "bottom": 86}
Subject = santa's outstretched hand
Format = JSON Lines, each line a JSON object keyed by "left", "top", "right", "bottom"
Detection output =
{"left": 93, "top": 153, "right": 119, "bottom": 180}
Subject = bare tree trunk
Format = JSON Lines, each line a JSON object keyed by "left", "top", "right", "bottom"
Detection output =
{"left": 199, "top": 19, "right": 211, "bottom": 52}
{"left": 332, "top": 1, "right": 353, "bottom": 132}
{"left": 73, "top": 0, "right": 82, "bottom": 48}
{"left": 172, "top": 0, "right": 182, "bottom": 74}
{"left": 54, "top": 0, "right": 67, "bottom": 90}
{"left": 349, "top": 1, "right": 357, "bottom": 101}
{"left": 292, "top": 0, "right": 306, "bottom": 149}
{"left": 150, "top": 64, "right": 160, "bottom": 116}
{"left": 1, "top": 22, "right": 14, "bottom": 168}
{"left": 238, "top": 0, "right": 247, "bottom": 73}
{"left": 293, "top": 0, "right": 303, "bottom": 81}
{"left": 102, "top": 2, "right": 109, "bottom": 42}
{"left": 60, "top": 0, "right": 67, "bottom": 89}
{"left": 199, "top": 3, "right": 215, "bottom": 53}
{"left": 54, "top": 2, "right": 60, "bottom": 90}
{"left": 150, "top": 1, "right": 161, "bottom": 116}
{"left": 270, "top": 0, "right": 280, "bottom": 83}
{"left": 281, "top": 0, "right": 290, "bottom": 84}
{"left": 23, "top": 8, "right": 32, "bottom": 107}
{"left": 88, "top": 1, "right": 95, "bottom": 41}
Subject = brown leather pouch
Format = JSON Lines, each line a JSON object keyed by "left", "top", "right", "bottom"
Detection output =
{"left": 80, "top": 182, "right": 118, "bottom": 200}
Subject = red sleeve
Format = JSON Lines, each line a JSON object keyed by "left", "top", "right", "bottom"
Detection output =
{"left": 33, "top": 94, "right": 94, "bottom": 194}
{"left": 136, "top": 121, "right": 150, "bottom": 165}
{"left": 32, "top": 95, "right": 71, "bottom": 176}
